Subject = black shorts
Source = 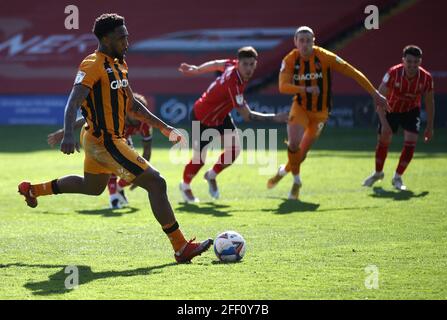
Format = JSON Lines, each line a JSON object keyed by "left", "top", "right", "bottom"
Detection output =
{"left": 191, "top": 111, "right": 236, "bottom": 153}
{"left": 378, "top": 108, "right": 421, "bottom": 134}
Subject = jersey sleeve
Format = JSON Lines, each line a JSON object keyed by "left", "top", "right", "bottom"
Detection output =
{"left": 74, "top": 58, "right": 100, "bottom": 89}
{"left": 224, "top": 59, "right": 237, "bottom": 69}
{"left": 278, "top": 52, "right": 305, "bottom": 95}
{"left": 325, "top": 49, "right": 376, "bottom": 94}
{"left": 382, "top": 68, "right": 395, "bottom": 90}
{"left": 280, "top": 54, "right": 295, "bottom": 75}
{"left": 425, "top": 73, "right": 434, "bottom": 92}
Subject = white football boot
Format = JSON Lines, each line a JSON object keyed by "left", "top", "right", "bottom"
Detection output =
{"left": 116, "top": 189, "right": 129, "bottom": 207}
{"left": 362, "top": 171, "right": 385, "bottom": 187}
{"left": 179, "top": 182, "right": 199, "bottom": 203}
{"left": 204, "top": 170, "right": 219, "bottom": 199}
{"left": 267, "top": 164, "right": 287, "bottom": 189}
{"left": 288, "top": 176, "right": 302, "bottom": 200}
{"left": 392, "top": 175, "right": 407, "bottom": 191}
{"left": 109, "top": 193, "right": 123, "bottom": 209}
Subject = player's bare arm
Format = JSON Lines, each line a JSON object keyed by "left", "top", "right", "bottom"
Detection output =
{"left": 142, "top": 140, "right": 152, "bottom": 161}
{"left": 127, "top": 88, "right": 185, "bottom": 145}
{"left": 60, "top": 84, "right": 90, "bottom": 154}
{"left": 237, "top": 103, "right": 288, "bottom": 123}
{"left": 424, "top": 90, "right": 435, "bottom": 143}
{"left": 376, "top": 82, "right": 392, "bottom": 136}
{"left": 48, "top": 117, "right": 86, "bottom": 148}
{"left": 178, "top": 60, "right": 227, "bottom": 75}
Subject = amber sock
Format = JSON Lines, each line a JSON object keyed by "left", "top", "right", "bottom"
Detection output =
{"left": 31, "top": 179, "right": 60, "bottom": 197}
{"left": 162, "top": 221, "right": 187, "bottom": 252}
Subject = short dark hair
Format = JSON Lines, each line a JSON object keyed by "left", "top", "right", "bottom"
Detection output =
{"left": 237, "top": 46, "right": 258, "bottom": 60}
{"left": 93, "top": 13, "right": 125, "bottom": 40}
{"left": 403, "top": 45, "right": 422, "bottom": 58}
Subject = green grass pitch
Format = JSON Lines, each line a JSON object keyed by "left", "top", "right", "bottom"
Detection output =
{"left": 0, "top": 125, "right": 446, "bottom": 299}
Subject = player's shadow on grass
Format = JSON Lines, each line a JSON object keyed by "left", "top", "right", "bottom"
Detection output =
{"left": 211, "top": 260, "right": 244, "bottom": 265}
{"left": 176, "top": 202, "right": 232, "bottom": 217}
{"left": 0, "top": 262, "right": 177, "bottom": 296}
{"left": 370, "top": 187, "right": 429, "bottom": 201}
{"left": 263, "top": 199, "right": 320, "bottom": 214}
{"left": 75, "top": 206, "right": 140, "bottom": 217}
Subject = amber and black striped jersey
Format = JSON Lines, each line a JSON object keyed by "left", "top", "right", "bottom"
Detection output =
{"left": 279, "top": 46, "right": 376, "bottom": 113}
{"left": 74, "top": 50, "right": 130, "bottom": 140}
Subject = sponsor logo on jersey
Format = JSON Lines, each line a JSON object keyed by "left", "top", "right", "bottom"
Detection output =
{"left": 294, "top": 72, "right": 323, "bottom": 81}
{"left": 110, "top": 79, "right": 129, "bottom": 89}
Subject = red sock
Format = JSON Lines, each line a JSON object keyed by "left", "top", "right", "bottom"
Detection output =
{"left": 375, "top": 141, "right": 389, "bottom": 172}
{"left": 108, "top": 175, "right": 117, "bottom": 195}
{"left": 118, "top": 178, "right": 130, "bottom": 188}
{"left": 183, "top": 160, "right": 204, "bottom": 184}
{"left": 396, "top": 141, "right": 416, "bottom": 175}
{"left": 212, "top": 146, "right": 239, "bottom": 174}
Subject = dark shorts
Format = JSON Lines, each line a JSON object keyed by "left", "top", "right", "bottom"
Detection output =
{"left": 378, "top": 108, "right": 421, "bottom": 134}
{"left": 191, "top": 111, "right": 236, "bottom": 153}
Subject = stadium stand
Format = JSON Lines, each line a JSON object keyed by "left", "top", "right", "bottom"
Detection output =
{"left": 0, "top": 0, "right": 390, "bottom": 95}
{"left": 0, "top": 0, "right": 444, "bottom": 125}
{"left": 334, "top": 0, "right": 447, "bottom": 94}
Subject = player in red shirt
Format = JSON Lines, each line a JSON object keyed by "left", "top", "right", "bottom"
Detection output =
{"left": 363, "top": 45, "right": 435, "bottom": 190}
{"left": 178, "top": 46, "right": 288, "bottom": 202}
{"left": 47, "top": 93, "right": 153, "bottom": 209}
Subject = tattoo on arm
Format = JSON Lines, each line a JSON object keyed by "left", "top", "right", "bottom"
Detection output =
{"left": 131, "top": 98, "right": 167, "bottom": 130}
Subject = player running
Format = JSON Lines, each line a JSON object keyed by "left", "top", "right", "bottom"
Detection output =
{"left": 18, "top": 13, "right": 212, "bottom": 263}
{"left": 267, "top": 26, "right": 389, "bottom": 200}
{"left": 47, "top": 93, "right": 153, "bottom": 209}
{"left": 363, "top": 45, "right": 435, "bottom": 190}
{"left": 178, "top": 46, "right": 288, "bottom": 203}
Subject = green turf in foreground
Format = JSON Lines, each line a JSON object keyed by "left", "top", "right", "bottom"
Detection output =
{"left": 0, "top": 126, "right": 446, "bottom": 299}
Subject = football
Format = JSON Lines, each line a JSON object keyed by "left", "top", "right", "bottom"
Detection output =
{"left": 214, "top": 231, "right": 246, "bottom": 262}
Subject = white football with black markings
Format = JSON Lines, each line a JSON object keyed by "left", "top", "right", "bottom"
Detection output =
{"left": 214, "top": 231, "right": 246, "bottom": 262}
